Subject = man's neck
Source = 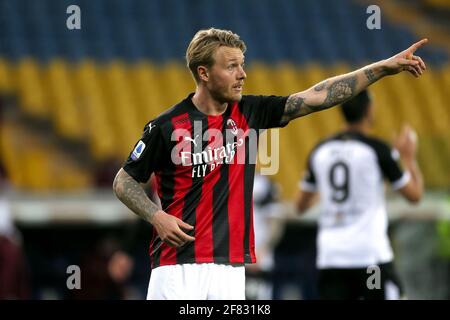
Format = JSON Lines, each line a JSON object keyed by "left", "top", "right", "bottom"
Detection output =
{"left": 192, "top": 87, "right": 228, "bottom": 116}
{"left": 346, "top": 121, "right": 370, "bottom": 135}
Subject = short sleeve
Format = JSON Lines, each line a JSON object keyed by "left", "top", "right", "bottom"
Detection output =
{"left": 300, "top": 152, "right": 317, "bottom": 192}
{"left": 377, "top": 143, "right": 410, "bottom": 190}
{"left": 241, "top": 95, "right": 289, "bottom": 129}
{"left": 123, "top": 121, "right": 165, "bottom": 183}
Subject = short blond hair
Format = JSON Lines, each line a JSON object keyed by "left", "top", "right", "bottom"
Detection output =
{"left": 186, "top": 28, "right": 246, "bottom": 83}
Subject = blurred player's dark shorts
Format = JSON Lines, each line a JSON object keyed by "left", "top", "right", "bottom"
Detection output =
{"left": 318, "top": 262, "right": 403, "bottom": 300}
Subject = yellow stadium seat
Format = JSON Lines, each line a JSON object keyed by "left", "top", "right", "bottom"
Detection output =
{"left": 413, "top": 71, "right": 448, "bottom": 134}
{"left": 0, "top": 122, "right": 26, "bottom": 188}
{"left": 1, "top": 119, "right": 93, "bottom": 191}
{"left": 15, "top": 58, "right": 49, "bottom": 119}
{"left": 128, "top": 62, "right": 165, "bottom": 121}
{"left": 45, "top": 60, "right": 84, "bottom": 140}
{"left": 73, "top": 60, "right": 115, "bottom": 160}
{"left": 370, "top": 81, "right": 398, "bottom": 138}
{"left": 101, "top": 61, "right": 142, "bottom": 158}
{"left": 158, "top": 62, "right": 195, "bottom": 108}
{"left": 245, "top": 63, "right": 276, "bottom": 95}
{"left": 0, "top": 58, "right": 14, "bottom": 94}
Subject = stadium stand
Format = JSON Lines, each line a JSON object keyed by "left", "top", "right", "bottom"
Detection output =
{"left": 0, "top": 0, "right": 448, "bottom": 197}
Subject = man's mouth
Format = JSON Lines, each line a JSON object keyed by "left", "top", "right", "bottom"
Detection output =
{"left": 233, "top": 84, "right": 243, "bottom": 91}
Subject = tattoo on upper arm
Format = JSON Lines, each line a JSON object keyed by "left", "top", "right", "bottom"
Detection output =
{"left": 281, "top": 95, "right": 319, "bottom": 124}
{"left": 282, "top": 95, "right": 304, "bottom": 120}
{"left": 114, "top": 172, "right": 159, "bottom": 223}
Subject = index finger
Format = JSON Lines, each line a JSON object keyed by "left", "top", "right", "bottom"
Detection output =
{"left": 408, "top": 38, "right": 428, "bottom": 53}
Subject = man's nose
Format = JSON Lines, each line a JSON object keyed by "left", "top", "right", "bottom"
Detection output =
{"left": 238, "top": 66, "right": 246, "bottom": 79}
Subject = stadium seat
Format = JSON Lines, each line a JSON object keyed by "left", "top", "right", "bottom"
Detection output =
{"left": 0, "top": 58, "right": 13, "bottom": 94}
{"left": 15, "top": 58, "right": 49, "bottom": 120}
{"left": 45, "top": 60, "right": 84, "bottom": 140}
{"left": 0, "top": 0, "right": 448, "bottom": 192}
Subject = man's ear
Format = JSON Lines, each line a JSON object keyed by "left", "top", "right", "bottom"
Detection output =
{"left": 197, "top": 66, "right": 209, "bottom": 82}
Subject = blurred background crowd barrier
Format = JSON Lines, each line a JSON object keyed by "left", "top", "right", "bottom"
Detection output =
{"left": 0, "top": 0, "right": 449, "bottom": 299}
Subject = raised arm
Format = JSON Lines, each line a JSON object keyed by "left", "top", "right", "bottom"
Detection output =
{"left": 281, "top": 39, "right": 428, "bottom": 123}
{"left": 113, "top": 168, "right": 195, "bottom": 247}
{"left": 394, "top": 126, "right": 424, "bottom": 203}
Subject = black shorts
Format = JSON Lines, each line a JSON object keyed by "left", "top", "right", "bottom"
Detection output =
{"left": 318, "top": 262, "right": 403, "bottom": 300}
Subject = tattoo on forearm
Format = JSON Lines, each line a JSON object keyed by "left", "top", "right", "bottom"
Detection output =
{"left": 314, "top": 80, "right": 328, "bottom": 91}
{"left": 113, "top": 173, "right": 160, "bottom": 224}
{"left": 323, "top": 75, "right": 357, "bottom": 107}
{"left": 364, "top": 68, "right": 378, "bottom": 84}
{"left": 282, "top": 75, "right": 357, "bottom": 122}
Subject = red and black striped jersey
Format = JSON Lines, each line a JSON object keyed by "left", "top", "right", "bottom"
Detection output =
{"left": 123, "top": 93, "right": 288, "bottom": 269}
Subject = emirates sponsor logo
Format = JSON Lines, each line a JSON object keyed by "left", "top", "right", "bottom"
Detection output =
{"left": 180, "top": 138, "right": 244, "bottom": 166}
{"left": 170, "top": 121, "right": 280, "bottom": 176}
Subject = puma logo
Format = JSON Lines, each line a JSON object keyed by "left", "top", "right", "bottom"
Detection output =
{"left": 184, "top": 134, "right": 200, "bottom": 147}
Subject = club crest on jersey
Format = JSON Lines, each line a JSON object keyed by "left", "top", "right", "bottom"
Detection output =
{"left": 226, "top": 118, "right": 238, "bottom": 135}
{"left": 131, "top": 140, "right": 146, "bottom": 160}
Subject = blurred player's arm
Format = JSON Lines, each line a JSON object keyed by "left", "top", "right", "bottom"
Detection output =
{"left": 281, "top": 39, "right": 428, "bottom": 123}
{"left": 395, "top": 126, "right": 424, "bottom": 203}
{"left": 296, "top": 154, "right": 319, "bottom": 214}
{"left": 296, "top": 190, "right": 319, "bottom": 215}
{"left": 113, "top": 168, "right": 195, "bottom": 247}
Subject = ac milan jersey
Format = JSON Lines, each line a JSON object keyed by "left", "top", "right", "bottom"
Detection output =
{"left": 123, "top": 93, "right": 288, "bottom": 269}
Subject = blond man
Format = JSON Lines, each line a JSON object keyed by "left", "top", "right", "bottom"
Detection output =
{"left": 113, "top": 28, "right": 427, "bottom": 300}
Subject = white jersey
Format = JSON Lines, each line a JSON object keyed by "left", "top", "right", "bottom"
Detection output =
{"left": 300, "top": 131, "right": 410, "bottom": 269}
